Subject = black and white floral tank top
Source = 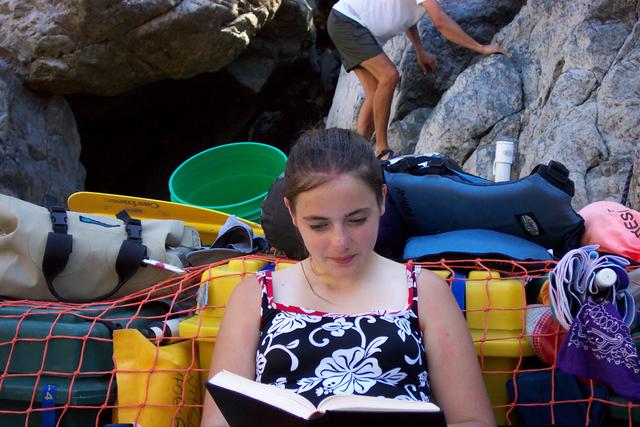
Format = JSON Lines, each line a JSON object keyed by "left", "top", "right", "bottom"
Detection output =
{"left": 255, "top": 263, "right": 431, "bottom": 406}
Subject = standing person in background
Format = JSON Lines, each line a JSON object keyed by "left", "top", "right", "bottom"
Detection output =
{"left": 327, "top": 0, "right": 508, "bottom": 160}
{"left": 201, "top": 128, "right": 495, "bottom": 427}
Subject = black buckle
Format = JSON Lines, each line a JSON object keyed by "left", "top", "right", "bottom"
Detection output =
{"left": 425, "top": 158, "right": 446, "bottom": 173}
{"left": 125, "top": 218, "right": 143, "bottom": 243}
{"left": 49, "top": 207, "right": 68, "bottom": 234}
{"left": 546, "top": 160, "right": 569, "bottom": 184}
{"left": 412, "top": 157, "right": 446, "bottom": 176}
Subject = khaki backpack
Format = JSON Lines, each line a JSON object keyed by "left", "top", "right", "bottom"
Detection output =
{"left": 0, "top": 194, "right": 200, "bottom": 302}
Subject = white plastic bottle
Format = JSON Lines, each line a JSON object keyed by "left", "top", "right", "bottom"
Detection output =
{"left": 140, "top": 317, "right": 183, "bottom": 345}
{"left": 493, "top": 138, "right": 515, "bottom": 182}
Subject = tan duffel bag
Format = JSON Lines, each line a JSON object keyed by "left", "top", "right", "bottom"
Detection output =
{"left": 0, "top": 194, "right": 200, "bottom": 302}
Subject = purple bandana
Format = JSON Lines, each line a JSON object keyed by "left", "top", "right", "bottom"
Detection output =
{"left": 558, "top": 297, "right": 640, "bottom": 401}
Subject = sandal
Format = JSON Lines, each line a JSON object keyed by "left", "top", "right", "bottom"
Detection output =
{"left": 376, "top": 148, "right": 395, "bottom": 160}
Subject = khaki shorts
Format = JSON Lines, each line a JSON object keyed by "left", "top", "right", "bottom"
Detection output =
{"left": 327, "top": 9, "right": 383, "bottom": 72}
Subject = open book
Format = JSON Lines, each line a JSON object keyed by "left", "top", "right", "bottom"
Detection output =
{"left": 206, "top": 370, "right": 446, "bottom": 427}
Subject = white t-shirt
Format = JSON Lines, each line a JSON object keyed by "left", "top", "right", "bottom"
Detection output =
{"left": 333, "top": 0, "right": 426, "bottom": 45}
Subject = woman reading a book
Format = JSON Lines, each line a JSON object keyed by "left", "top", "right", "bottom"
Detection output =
{"left": 201, "top": 128, "right": 495, "bottom": 427}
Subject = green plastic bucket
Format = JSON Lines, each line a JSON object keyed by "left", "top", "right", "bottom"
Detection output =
{"left": 169, "top": 142, "right": 287, "bottom": 222}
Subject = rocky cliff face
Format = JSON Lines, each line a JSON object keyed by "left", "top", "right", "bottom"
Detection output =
{"left": 0, "top": 0, "right": 319, "bottom": 206}
{"left": 0, "top": 0, "right": 283, "bottom": 96}
{"left": 0, "top": 0, "right": 637, "bottom": 210}
{"left": 328, "top": 0, "right": 640, "bottom": 209}
{"left": 0, "top": 59, "right": 84, "bottom": 207}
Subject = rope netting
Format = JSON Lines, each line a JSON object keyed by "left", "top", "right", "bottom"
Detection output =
{"left": 0, "top": 255, "right": 637, "bottom": 427}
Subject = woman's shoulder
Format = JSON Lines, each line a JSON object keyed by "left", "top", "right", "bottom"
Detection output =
{"left": 414, "top": 265, "right": 461, "bottom": 327}
{"left": 227, "top": 272, "right": 262, "bottom": 307}
{"left": 415, "top": 266, "right": 448, "bottom": 285}
{"left": 269, "top": 262, "right": 300, "bottom": 282}
{"left": 415, "top": 268, "right": 450, "bottom": 302}
{"left": 375, "top": 254, "right": 408, "bottom": 272}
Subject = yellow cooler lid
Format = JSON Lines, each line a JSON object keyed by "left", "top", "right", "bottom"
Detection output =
{"left": 179, "top": 314, "right": 222, "bottom": 342}
{"left": 470, "top": 329, "right": 534, "bottom": 358}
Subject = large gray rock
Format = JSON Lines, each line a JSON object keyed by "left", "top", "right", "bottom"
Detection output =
{"left": 227, "top": 0, "right": 316, "bottom": 93}
{"left": 0, "top": 0, "right": 282, "bottom": 95}
{"left": 0, "top": 60, "right": 84, "bottom": 207}
{"left": 388, "top": 107, "right": 432, "bottom": 155}
{"left": 414, "top": 54, "right": 522, "bottom": 161}
{"left": 326, "top": 67, "right": 363, "bottom": 131}
{"left": 499, "top": 0, "right": 639, "bottom": 208}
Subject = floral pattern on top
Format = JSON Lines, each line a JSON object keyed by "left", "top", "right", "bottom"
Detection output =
{"left": 255, "top": 264, "right": 431, "bottom": 406}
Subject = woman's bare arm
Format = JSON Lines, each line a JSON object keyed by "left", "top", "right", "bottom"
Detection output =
{"left": 418, "top": 270, "right": 496, "bottom": 427}
{"left": 200, "top": 275, "right": 262, "bottom": 427}
{"left": 406, "top": 24, "right": 438, "bottom": 73}
{"left": 421, "top": 0, "right": 508, "bottom": 56}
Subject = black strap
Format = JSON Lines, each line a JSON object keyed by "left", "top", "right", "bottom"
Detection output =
{"left": 385, "top": 155, "right": 463, "bottom": 176}
{"left": 42, "top": 208, "right": 147, "bottom": 303}
{"left": 42, "top": 207, "right": 73, "bottom": 301}
{"left": 409, "top": 158, "right": 450, "bottom": 176}
{"left": 114, "top": 216, "right": 148, "bottom": 293}
{"left": 532, "top": 160, "right": 574, "bottom": 196}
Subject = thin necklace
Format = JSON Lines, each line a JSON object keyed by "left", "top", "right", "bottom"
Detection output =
{"left": 300, "top": 259, "right": 335, "bottom": 305}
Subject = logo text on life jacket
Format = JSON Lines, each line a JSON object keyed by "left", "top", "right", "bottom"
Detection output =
{"left": 517, "top": 213, "right": 541, "bottom": 237}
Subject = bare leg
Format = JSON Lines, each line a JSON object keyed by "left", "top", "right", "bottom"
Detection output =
{"left": 359, "top": 53, "right": 399, "bottom": 156}
{"left": 354, "top": 67, "right": 378, "bottom": 141}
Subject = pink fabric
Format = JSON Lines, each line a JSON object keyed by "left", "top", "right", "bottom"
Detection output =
{"left": 578, "top": 201, "right": 640, "bottom": 262}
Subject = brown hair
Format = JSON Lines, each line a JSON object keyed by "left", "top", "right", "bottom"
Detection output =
{"left": 284, "top": 128, "right": 383, "bottom": 211}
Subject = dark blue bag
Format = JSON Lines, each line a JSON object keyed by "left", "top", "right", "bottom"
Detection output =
{"left": 506, "top": 370, "right": 608, "bottom": 426}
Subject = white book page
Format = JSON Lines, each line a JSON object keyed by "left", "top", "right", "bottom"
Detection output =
{"left": 210, "top": 371, "right": 316, "bottom": 419}
{"left": 317, "top": 394, "right": 440, "bottom": 413}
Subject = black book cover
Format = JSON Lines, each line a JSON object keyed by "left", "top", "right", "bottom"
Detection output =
{"left": 207, "top": 381, "right": 331, "bottom": 427}
{"left": 324, "top": 409, "right": 447, "bottom": 427}
{"left": 206, "top": 381, "right": 446, "bottom": 427}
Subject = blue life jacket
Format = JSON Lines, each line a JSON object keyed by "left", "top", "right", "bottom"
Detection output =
{"left": 376, "top": 156, "right": 584, "bottom": 260}
{"left": 403, "top": 229, "right": 554, "bottom": 262}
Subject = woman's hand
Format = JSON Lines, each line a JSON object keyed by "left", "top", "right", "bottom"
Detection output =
{"left": 416, "top": 48, "right": 438, "bottom": 73}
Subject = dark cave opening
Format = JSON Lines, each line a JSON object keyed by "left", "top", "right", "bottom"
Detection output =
{"left": 67, "top": 0, "right": 340, "bottom": 202}
{"left": 67, "top": 57, "right": 333, "bottom": 201}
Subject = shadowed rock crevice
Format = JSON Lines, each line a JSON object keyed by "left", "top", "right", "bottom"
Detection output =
{"left": 541, "top": 59, "right": 565, "bottom": 107}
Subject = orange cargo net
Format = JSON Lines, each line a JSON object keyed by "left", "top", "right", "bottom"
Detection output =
{"left": 0, "top": 255, "right": 636, "bottom": 427}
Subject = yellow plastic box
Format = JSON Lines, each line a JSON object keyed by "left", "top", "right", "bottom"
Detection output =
{"left": 275, "top": 260, "right": 296, "bottom": 270}
{"left": 466, "top": 270, "right": 526, "bottom": 331}
{"left": 179, "top": 259, "right": 299, "bottom": 396}
{"left": 179, "top": 258, "right": 268, "bottom": 395}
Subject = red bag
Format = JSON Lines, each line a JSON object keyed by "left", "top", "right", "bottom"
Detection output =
{"left": 526, "top": 304, "right": 567, "bottom": 366}
{"left": 578, "top": 201, "right": 640, "bottom": 262}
